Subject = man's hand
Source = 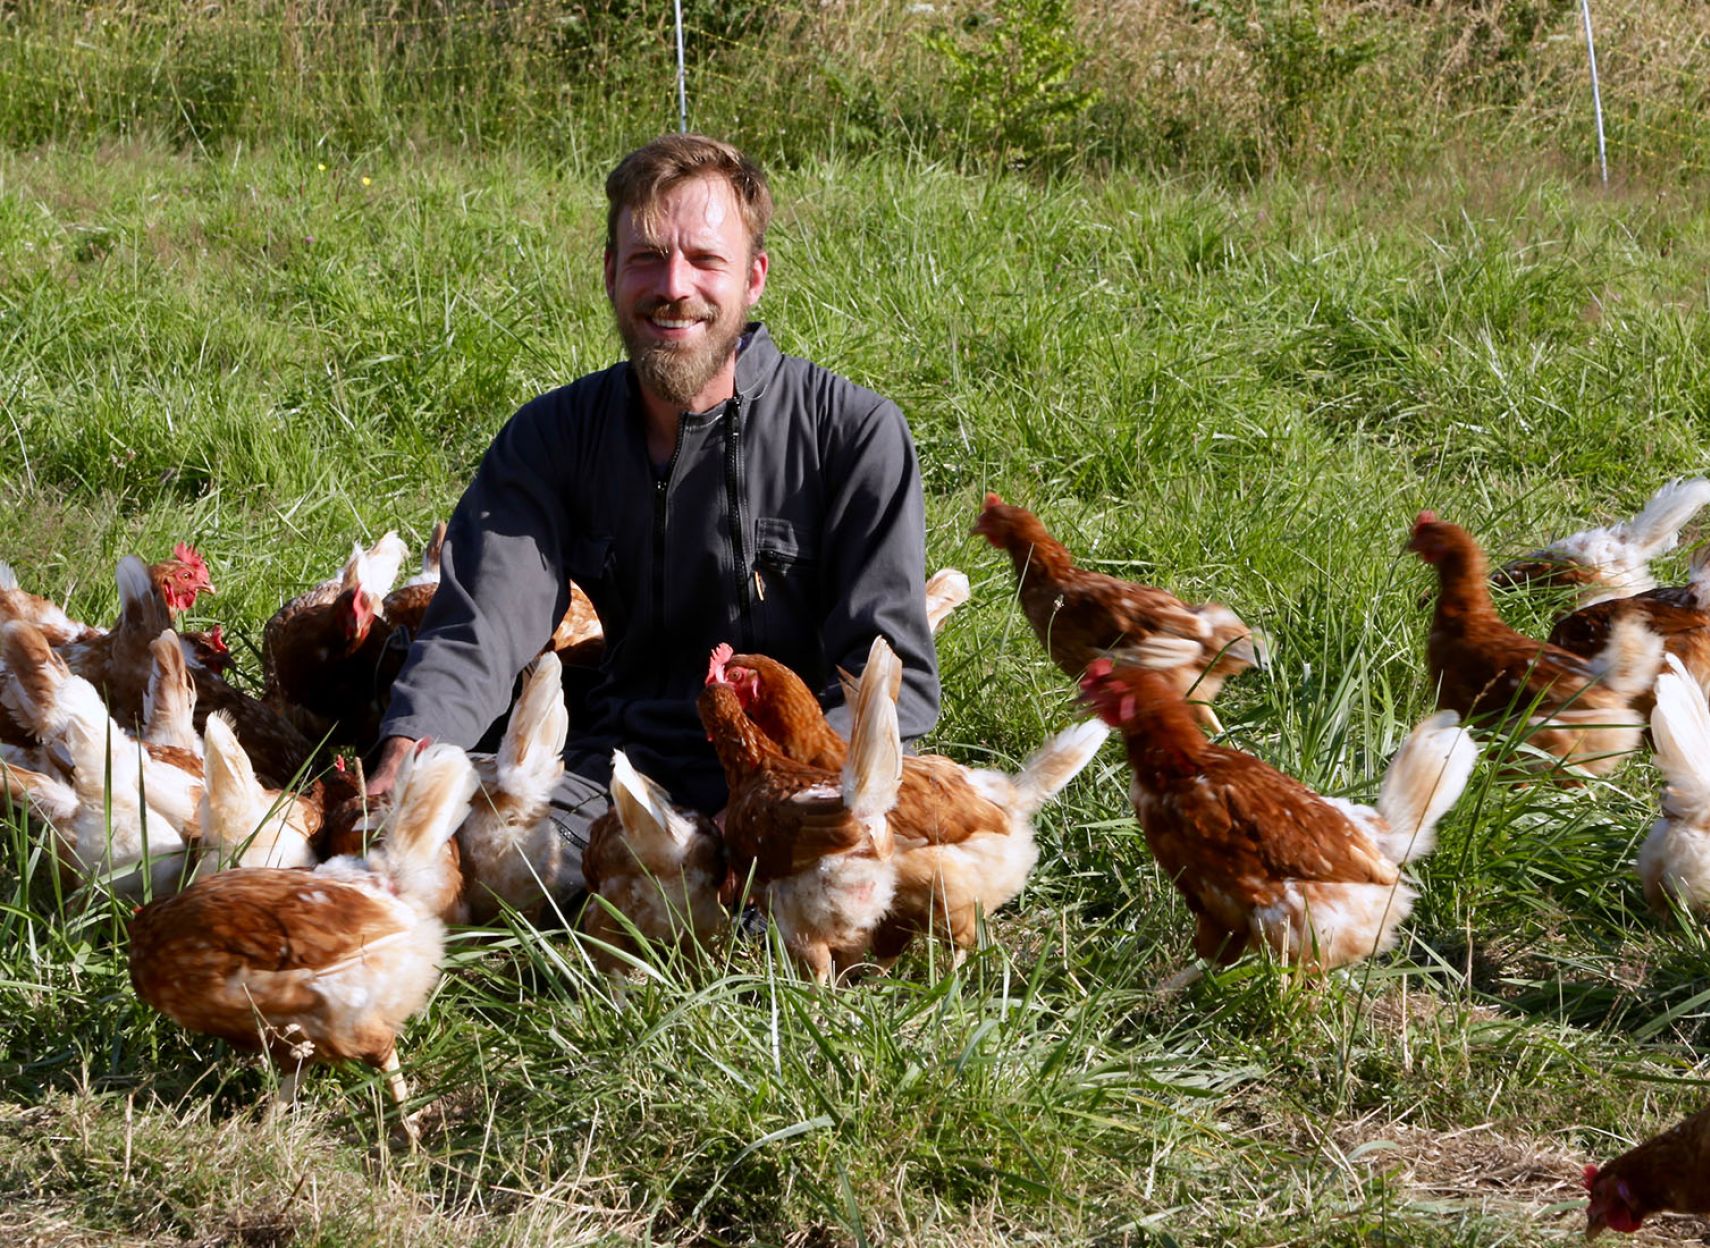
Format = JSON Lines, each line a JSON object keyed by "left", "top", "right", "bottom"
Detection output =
{"left": 366, "top": 735, "right": 418, "bottom": 799}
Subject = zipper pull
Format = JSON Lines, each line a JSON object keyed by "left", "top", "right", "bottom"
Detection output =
{"left": 753, "top": 568, "right": 766, "bottom": 601}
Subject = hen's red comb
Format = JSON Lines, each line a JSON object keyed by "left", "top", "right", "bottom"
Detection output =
{"left": 334, "top": 756, "right": 347, "bottom": 772}
{"left": 707, "top": 642, "right": 734, "bottom": 686}
{"left": 983, "top": 491, "right": 1004, "bottom": 509}
{"left": 172, "top": 542, "right": 209, "bottom": 573}
{"left": 1583, "top": 1164, "right": 1599, "bottom": 1190}
{"left": 1083, "top": 658, "right": 1116, "bottom": 683}
{"left": 1414, "top": 510, "right": 1439, "bottom": 531}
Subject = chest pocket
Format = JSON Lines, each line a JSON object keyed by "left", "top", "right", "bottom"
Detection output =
{"left": 752, "top": 516, "right": 820, "bottom": 650}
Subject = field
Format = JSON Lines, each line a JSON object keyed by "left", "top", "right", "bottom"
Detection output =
{"left": 7, "top": 3, "right": 1710, "bottom": 1244}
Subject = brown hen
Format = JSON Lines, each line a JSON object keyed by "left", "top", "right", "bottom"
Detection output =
{"left": 128, "top": 740, "right": 478, "bottom": 1129}
{"left": 1082, "top": 659, "right": 1476, "bottom": 973}
{"left": 702, "top": 637, "right": 902, "bottom": 982}
{"left": 973, "top": 493, "right": 1264, "bottom": 733}
{"left": 1411, "top": 511, "right": 1661, "bottom": 777}
{"left": 1585, "top": 1104, "right": 1710, "bottom": 1237}
{"left": 581, "top": 749, "right": 727, "bottom": 980}
{"left": 717, "top": 646, "right": 1105, "bottom": 963}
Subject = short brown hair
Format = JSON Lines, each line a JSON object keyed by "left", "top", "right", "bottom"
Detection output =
{"left": 604, "top": 134, "right": 773, "bottom": 256}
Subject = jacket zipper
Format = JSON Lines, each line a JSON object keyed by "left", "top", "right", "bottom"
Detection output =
{"left": 653, "top": 417, "right": 688, "bottom": 693}
{"left": 724, "top": 395, "right": 753, "bottom": 647}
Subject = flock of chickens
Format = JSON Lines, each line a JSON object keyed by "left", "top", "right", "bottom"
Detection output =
{"left": 4, "top": 479, "right": 1710, "bottom": 1232}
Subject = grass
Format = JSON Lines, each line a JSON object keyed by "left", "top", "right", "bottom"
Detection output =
{"left": 5, "top": 136, "right": 1710, "bottom": 1243}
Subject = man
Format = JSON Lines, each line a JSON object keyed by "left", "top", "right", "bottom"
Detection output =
{"left": 367, "top": 134, "right": 939, "bottom": 860}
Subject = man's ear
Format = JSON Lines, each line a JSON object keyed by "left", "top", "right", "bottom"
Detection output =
{"left": 746, "top": 248, "right": 769, "bottom": 308}
{"left": 603, "top": 246, "right": 617, "bottom": 302}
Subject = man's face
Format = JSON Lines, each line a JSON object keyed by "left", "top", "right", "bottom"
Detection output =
{"left": 605, "top": 175, "right": 768, "bottom": 412}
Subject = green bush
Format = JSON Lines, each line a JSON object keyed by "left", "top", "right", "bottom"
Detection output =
{"left": 925, "top": 0, "right": 1100, "bottom": 169}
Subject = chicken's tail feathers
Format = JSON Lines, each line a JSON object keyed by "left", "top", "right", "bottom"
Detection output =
{"left": 399, "top": 522, "right": 448, "bottom": 589}
{"left": 1012, "top": 717, "right": 1111, "bottom": 815}
{"left": 1375, "top": 710, "right": 1479, "bottom": 864}
{"left": 116, "top": 555, "right": 169, "bottom": 635}
{"left": 422, "top": 521, "right": 447, "bottom": 577}
{"left": 497, "top": 652, "right": 569, "bottom": 804}
{"left": 199, "top": 711, "right": 263, "bottom": 850}
{"left": 1651, "top": 654, "right": 1710, "bottom": 820}
{"left": 0, "top": 619, "right": 71, "bottom": 739}
{"left": 923, "top": 567, "right": 972, "bottom": 635}
{"left": 1588, "top": 612, "right": 1666, "bottom": 702}
{"left": 1613, "top": 476, "right": 1710, "bottom": 561}
{"left": 609, "top": 748, "right": 682, "bottom": 851}
{"left": 379, "top": 741, "right": 479, "bottom": 887}
{"left": 143, "top": 629, "right": 193, "bottom": 727}
{"left": 842, "top": 635, "right": 903, "bottom": 851}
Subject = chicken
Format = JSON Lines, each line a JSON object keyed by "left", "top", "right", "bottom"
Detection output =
{"left": 581, "top": 750, "right": 727, "bottom": 978}
{"left": 1546, "top": 545, "right": 1710, "bottom": 714}
{"left": 715, "top": 645, "right": 1107, "bottom": 964}
{"left": 1, "top": 620, "right": 203, "bottom": 898}
{"left": 549, "top": 581, "right": 605, "bottom": 667}
{"left": 180, "top": 624, "right": 234, "bottom": 678}
{"left": 1080, "top": 659, "right": 1477, "bottom": 972}
{"left": 1411, "top": 512, "right": 1662, "bottom": 778}
{"left": 923, "top": 567, "right": 971, "bottom": 635}
{"left": 376, "top": 523, "right": 447, "bottom": 639}
{"left": 261, "top": 535, "right": 406, "bottom": 749}
{"left": 0, "top": 560, "right": 98, "bottom": 647}
{"left": 455, "top": 652, "right": 580, "bottom": 924}
{"left": 972, "top": 493, "right": 1265, "bottom": 733}
{"left": 193, "top": 712, "right": 319, "bottom": 877}
{"left": 128, "top": 740, "right": 478, "bottom": 1131}
{"left": 1585, "top": 1104, "right": 1710, "bottom": 1237}
{"left": 1636, "top": 654, "right": 1710, "bottom": 915}
{"left": 142, "top": 630, "right": 200, "bottom": 755}
{"left": 0, "top": 544, "right": 210, "bottom": 652}
{"left": 1495, "top": 477, "right": 1710, "bottom": 607}
{"left": 702, "top": 636, "right": 903, "bottom": 982}
{"left": 55, "top": 555, "right": 173, "bottom": 731}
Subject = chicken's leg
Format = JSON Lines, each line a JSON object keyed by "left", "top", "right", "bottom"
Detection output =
{"left": 381, "top": 1048, "right": 421, "bottom": 1149}
{"left": 265, "top": 1063, "right": 304, "bottom": 1123}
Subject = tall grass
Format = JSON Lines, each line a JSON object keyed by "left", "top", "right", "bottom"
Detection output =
{"left": 4, "top": 0, "right": 1710, "bottom": 178}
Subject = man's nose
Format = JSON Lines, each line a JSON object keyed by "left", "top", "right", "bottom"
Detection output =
{"left": 659, "top": 250, "right": 695, "bottom": 301}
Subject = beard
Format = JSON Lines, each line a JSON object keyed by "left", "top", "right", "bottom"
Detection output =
{"left": 615, "top": 295, "right": 747, "bottom": 411}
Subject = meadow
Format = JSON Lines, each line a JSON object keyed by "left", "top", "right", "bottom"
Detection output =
{"left": 6, "top": 2, "right": 1710, "bottom": 1244}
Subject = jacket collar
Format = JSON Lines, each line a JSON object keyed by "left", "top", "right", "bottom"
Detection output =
{"left": 734, "top": 321, "right": 782, "bottom": 403}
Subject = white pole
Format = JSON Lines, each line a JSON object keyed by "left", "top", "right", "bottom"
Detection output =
{"left": 1579, "top": 0, "right": 1608, "bottom": 185}
{"left": 673, "top": 0, "right": 688, "bottom": 133}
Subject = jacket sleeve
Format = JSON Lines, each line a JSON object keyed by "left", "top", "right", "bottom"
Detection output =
{"left": 816, "top": 397, "right": 941, "bottom": 742}
{"left": 380, "top": 395, "right": 575, "bottom": 749}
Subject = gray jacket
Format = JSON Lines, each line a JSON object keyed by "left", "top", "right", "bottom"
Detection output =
{"left": 382, "top": 323, "right": 940, "bottom": 810}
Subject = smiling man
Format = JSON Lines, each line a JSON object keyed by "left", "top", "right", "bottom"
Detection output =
{"left": 367, "top": 134, "right": 940, "bottom": 865}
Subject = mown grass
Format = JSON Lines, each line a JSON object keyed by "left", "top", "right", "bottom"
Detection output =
{"left": 5, "top": 138, "right": 1710, "bottom": 1244}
